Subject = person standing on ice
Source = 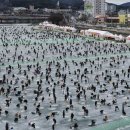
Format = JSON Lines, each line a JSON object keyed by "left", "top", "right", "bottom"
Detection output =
{"left": 122, "top": 102, "right": 126, "bottom": 115}
{"left": 52, "top": 123, "right": 55, "bottom": 130}
{"left": 63, "top": 110, "right": 65, "bottom": 118}
{"left": 5, "top": 122, "right": 9, "bottom": 130}
{"left": 95, "top": 101, "right": 97, "bottom": 108}
{"left": 53, "top": 94, "right": 57, "bottom": 103}
{"left": 73, "top": 123, "right": 78, "bottom": 130}
{"left": 82, "top": 106, "right": 88, "bottom": 116}
{"left": 70, "top": 122, "right": 78, "bottom": 130}
{"left": 71, "top": 113, "right": 74, "bottom": 122}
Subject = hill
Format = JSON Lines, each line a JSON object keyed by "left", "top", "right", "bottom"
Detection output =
{"left": 9, "top": 0, "right": 84, "bottom": 9}
{"left": 120, "top": 2, "right": 130, "bottom": 7}
{"left": 118, "top": 2, "right": 130, "bottom": 11}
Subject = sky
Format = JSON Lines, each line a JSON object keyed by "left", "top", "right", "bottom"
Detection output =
{"left": 106, "top": 0, "right": 130, "bottom": 5}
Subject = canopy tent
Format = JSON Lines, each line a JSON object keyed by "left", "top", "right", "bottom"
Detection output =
{"left": 115, "top": 34, "right": 125, "bottom": 42}
{"left": 39, "top": 23, "right": 42, "bottom": 26}
{"left": 84, "top": 30, "right": 89, "bottom": 36}
{"left": 38, "top": 21, "right": 58, "bottom": 30}
{"left": 37, "top": 22, "right": 76, "bottom": 33}
{"left": 59, "top": 26, "right": 76, "bottom": 32}
{"left": 126, "top": 35, "right": 130, "bottom": 43}
{"left": 87, "top": 29, "right": 100, "bottom": 36}
{"left": 115, "top": 34, "right": 119, "bottom": 41}
{"left": 105, "top": 33, "right": 115, "bottom": 39}
{"left": 80, "top": 30, "right": 85, "bottom": 35}
{"left": 87, "top": 29, "right": 115, "bottom": 39}
{"left": 118, "top": 35, "right": 125, "bottom": 41}
{"left": 126, "top": 35, "right": 130, "bottom": 40}
{"left": 13, "top": 7, "right": 27, "bottom": 11}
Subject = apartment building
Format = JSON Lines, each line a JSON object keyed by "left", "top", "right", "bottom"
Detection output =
{"left": 84, "top": 0, "right": 105, "bottom": 17}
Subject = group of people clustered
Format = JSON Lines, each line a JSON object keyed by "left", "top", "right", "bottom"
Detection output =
{"left": 0, "top": 25, "right": 130, "bottom": 130}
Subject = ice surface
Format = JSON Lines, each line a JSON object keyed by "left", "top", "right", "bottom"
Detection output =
{"left": 0, "top": 24, "right": 130, "bottom": 130}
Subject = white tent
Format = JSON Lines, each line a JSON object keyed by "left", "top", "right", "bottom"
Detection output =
{"left": 115, "top": 34, "right": 119, "bottom": 41}
{"left": 13, "top": 7, "right": 27, "bottom": 11}
{"left": 118, "top": 35, "right": 124, "bottom": 42}
{"left": 37, "top": 22, "right": 77, "bottom": 33}
{"left": 71, "top": 27, "right": 76, "bottom": 33}
{"left": 115, "top": 34, "right": 125, "bottom": 42}
{"left": 126, "top": 35, "right": 130, "bottom": 43}
{"left": 84, "top": 30, "right": 89, "bottom": 36}
{"left": 39, "top": 23, "right": 42, "bottom": 26}
{"left": 60, "top": 26, "right": 76, "bottom": 33}
{"left": 87, "top": 29, "right": 115, "bottom": 39}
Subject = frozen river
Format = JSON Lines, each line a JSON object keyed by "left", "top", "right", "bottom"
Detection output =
{"left": 0, "top": 24, "right": 130, "bottom": 130}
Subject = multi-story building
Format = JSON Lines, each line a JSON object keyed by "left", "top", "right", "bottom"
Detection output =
{"left": 105, "top": 2, "right": 117, "bottom": 15}
{"left": 118, "top": 10, "right": 127, "bottom": 25}
{"left": 84, "top": 0, "right": 105, "bottom": 17}
{"left": 94, "top": 0, "right": 105, "bottom": 17}
{"left": 128, "top": 14, "right": 130, "bottom": 25}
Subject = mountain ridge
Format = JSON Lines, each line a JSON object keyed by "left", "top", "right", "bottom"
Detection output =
{"left": 120, "top": 2, "right": 130, "bottom": 7}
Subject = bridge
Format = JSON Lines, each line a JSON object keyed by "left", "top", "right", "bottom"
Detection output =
{"left": 0, "top": 15, "right": 50, "bottom": 24}
{"left": 43, "top": 9, "right": 72, "bottom": 13}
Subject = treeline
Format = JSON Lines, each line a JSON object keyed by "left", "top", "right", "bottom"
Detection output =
{"left": 9, "top": 0, "right": 84, "bottom": 9}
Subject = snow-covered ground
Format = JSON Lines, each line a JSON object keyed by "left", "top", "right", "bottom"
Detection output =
{"left": 0, "top": 25, "right": 130, "bottom": 130}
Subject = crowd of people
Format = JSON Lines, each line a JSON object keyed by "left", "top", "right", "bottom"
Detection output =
{"left": 0, "top": 25, "right": 130, "bottom": 130}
